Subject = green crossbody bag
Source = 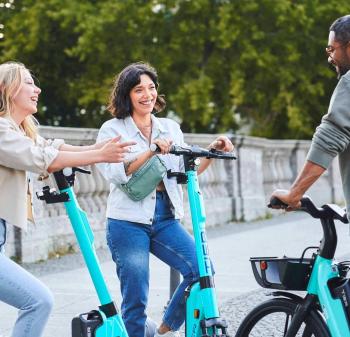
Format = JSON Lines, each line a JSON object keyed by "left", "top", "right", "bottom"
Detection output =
{"left": 120, "top": 155, "right": 167, "bottom": 201}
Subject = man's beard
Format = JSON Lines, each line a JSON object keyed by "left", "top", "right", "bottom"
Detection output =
{"left": 336, "top": 62, "right": 350, "bottom": 79}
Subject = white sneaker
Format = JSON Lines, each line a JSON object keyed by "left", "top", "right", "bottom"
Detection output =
{"left": 145, "top": 317, "right": 158, "bottom": 337}
{"left": 154, "top": 330, "right": 180, "bottom": 337}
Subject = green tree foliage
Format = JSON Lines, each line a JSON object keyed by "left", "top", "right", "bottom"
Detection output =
{"left": 1, "top": 0, "right": 350, "bottom": 138}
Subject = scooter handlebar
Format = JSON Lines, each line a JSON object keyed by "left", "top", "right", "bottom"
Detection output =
{"left": 151, "top": 143, "right": 236, "bottom": 160}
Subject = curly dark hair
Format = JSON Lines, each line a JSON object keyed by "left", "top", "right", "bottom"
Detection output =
{"left": 107, "top": 62, "right": 166, "bottom": 119}
{"left": 330, "top": 15, "right": 350, "bottom": 44}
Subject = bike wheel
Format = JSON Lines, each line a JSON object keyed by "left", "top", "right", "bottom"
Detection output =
{"left": 235, "top": 297, "right": 330, "bottom": 337}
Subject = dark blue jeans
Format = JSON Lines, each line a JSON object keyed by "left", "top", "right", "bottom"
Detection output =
{"left": 106, "top": 191, "right": 199, "bottom": 337}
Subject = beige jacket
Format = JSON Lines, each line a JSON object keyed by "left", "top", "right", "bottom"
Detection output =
{"left": 0, "top": 116, "right": 63, "bottom": 230}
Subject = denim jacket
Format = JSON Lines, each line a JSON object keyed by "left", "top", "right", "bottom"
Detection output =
{"left": 96, "top": 115, "right": 185, "bottom": 225}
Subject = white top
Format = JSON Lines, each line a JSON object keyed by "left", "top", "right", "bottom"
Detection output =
{"left": 96, "top": 115, "right": 186, "bottom": 224}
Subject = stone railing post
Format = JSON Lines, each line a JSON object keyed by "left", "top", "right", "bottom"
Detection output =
{"left": 231, "top": 135, "right": 266, "bottom": 221}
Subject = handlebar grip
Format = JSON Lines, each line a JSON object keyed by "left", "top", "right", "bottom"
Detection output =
{"left": 210, "top": 149, "right": 236, "bottom": 160}
{"left": 63, "top": 167, "right": 73, "bottom": 177}
{"left": 268, "top": 197, "right": 288, "bottom": 209}
{"left": 149, "top": 143, "right": 161, "bottom": 153}
{"left": 152, "top": 144, "right": 186, "bottom": 155}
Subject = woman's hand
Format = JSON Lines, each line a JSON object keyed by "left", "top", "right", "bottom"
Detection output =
{"left": 48, "top": 137, "right": 136, "bottom": 172}
{"left": 99, "top": 136, "right": 136, "bottom": 163}
{"left": 151, "top": 138, "right": 173, "bottom": 155}
{"left": 208, "top": 136, "right": 234, "bottom": 152}
{"left": 197, "top": 136, "right": 234, "bottom": 175}
{"left": 93, "top": 138, "right": 110, "bottom": 150}
{"left": 94, "top": 136, "right": 133, "bottom": 151}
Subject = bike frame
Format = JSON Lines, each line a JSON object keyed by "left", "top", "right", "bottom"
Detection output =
{"left": 306, "top": 256, "right": 349, "bottom": 336}
{"left": 52, "top": 171, "right": 128, "bottom": 337}
{"left": 267, "top": 200, "right": 350, "bottom": 337}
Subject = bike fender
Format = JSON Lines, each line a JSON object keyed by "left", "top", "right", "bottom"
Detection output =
{"left": 271, "top": 291, "right": 304, "bottom": 303}
{"left": 271, "top": 291, "right": 326, "bottom": 324}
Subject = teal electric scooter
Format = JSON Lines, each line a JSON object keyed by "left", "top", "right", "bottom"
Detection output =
{"left": 37, "top": 167, "right": 128, "bottom": 337}
{"left": 37, "top": 143, "right": 235, "bottom": 337}
{"left": 165, "top": 144, "right": 236, "bottom": 337}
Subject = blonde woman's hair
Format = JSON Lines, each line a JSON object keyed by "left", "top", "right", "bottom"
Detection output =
{"left": 0, "top": 61, "right": 38, "bottom": 140}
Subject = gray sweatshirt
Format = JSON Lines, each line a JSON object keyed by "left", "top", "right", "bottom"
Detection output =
{"left": 307, "top": 70, "right": 350, "bottom": 217}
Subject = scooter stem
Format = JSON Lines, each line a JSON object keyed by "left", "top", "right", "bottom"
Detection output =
{"left": 63, "top": 187, "right": 113, "bottom": 306}
{"left": 187, "top": 169, "right": 220, "bottom": 319}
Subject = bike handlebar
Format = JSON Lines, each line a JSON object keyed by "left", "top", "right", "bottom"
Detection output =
{"left": 269, "top": 196, "right": 348, "bottom": 223}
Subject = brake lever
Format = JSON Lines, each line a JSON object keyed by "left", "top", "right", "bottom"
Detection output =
{"left": 73, "top": 167, "right": 91, "bottom": 175}
{"left": 208, "top": 148, "right": 237, "bottom": 160}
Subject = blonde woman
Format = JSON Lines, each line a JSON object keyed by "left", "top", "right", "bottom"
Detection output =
{"left": 0, "top": 61, "right": 135, "bottom": 337}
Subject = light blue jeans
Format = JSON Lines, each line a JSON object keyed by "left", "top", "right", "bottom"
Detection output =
{"left": 107, "top": 191, "right": 200, "bottom": 337}
{"left": 0, "top": 219, "right": 54, "bottom": 337}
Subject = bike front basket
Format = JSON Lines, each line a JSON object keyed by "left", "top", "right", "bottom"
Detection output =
{"left": 250, "top": 257, "right": 312, "bottom": 291}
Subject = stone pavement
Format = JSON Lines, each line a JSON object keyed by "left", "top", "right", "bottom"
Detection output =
{"left": 1, "top": 211, "right": 350, "bottom": 336}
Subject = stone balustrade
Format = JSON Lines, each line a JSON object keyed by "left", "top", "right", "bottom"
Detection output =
{"left": 5, "top": 126, "right": 344, "bottom": 263}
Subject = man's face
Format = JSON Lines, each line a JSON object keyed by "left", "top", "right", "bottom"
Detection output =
{"left": 327, "top": 31, "right": 350, "bottom": 79}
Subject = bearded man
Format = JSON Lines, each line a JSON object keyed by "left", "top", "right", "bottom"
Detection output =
{"left": 271, "top": 14, "right": 350, "bottom": 221}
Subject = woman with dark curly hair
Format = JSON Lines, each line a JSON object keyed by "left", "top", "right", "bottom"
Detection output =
{"left": 97, "top": 62, "right": 233, "bottom": 337}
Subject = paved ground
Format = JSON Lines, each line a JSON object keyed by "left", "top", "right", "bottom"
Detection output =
{"left": 1, "top": 211, "right": 350, "bottom": 336}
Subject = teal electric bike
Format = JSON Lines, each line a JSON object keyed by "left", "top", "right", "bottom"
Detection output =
{"left": 236, "top": 196, "right": 350, "bottom": 337}
{"left": 37, "top": 143, "right": 235, "bottom": 337}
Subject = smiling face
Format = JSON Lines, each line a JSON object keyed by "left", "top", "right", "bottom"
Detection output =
{"left": 327, "top": 30, "right": 350, "bottom": 79}
{"left": 129, "top": 74, "right": 157, "bottom": 118}
{"left": 12, "top": 68, "right": 41, "bottom": 119}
